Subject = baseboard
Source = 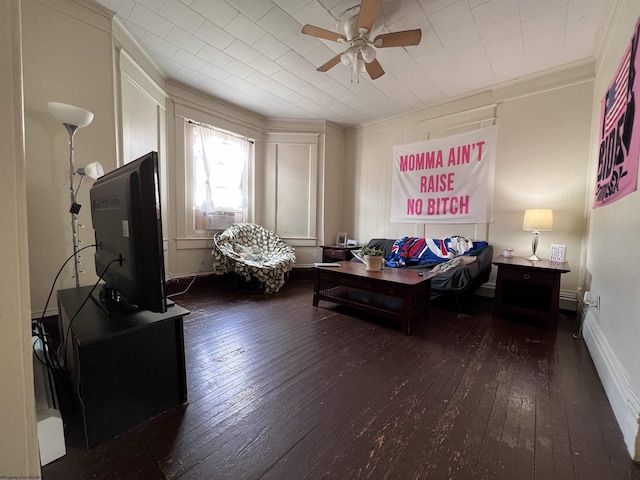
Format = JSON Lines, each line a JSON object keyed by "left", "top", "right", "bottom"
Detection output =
{"left": 582, "top": 309, "right": 640, "bottom": 459}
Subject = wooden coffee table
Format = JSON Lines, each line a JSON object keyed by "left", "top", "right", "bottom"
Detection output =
{"left": 313, "top": 261, "right": 436, "bottom": 334}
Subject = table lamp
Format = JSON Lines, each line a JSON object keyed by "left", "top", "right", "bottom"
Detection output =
{"left": 523, "top": 208, "right": 553, "bottom": 261}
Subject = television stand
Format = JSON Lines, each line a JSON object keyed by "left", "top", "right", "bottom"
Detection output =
{"left": 57, "top": 286, "right": 189, "bottom": 449}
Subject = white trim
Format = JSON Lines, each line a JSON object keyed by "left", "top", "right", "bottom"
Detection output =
{"left": 583, "top": 310, "right": 640, "bottom": 459}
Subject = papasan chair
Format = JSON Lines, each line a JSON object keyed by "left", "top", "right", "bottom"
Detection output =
{"left": 211, "top": 223, "right": 296, "bottom": 294}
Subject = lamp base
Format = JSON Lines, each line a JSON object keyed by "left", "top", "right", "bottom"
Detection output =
{"left": 527, "top": 254, "right": 541, "bottom": 261}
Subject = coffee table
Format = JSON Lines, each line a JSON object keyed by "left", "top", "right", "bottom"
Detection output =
{"left": 313, "top": 261, "right": 436, "bottom": 334}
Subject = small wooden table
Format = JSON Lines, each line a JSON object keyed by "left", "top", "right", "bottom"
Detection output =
{"left": 492, "top": 256, "right": 570, "bottom": 323}
{"left": 313, "top": 261, "right": 436, "bottom": 334}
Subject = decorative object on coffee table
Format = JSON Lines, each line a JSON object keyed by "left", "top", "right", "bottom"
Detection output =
{"left": 360, "top": 246, "right": 385, "bottom": 272}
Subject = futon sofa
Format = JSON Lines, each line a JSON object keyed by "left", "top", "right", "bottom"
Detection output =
{"left": 354, "top": 237, "right": 493, "bottom": 299}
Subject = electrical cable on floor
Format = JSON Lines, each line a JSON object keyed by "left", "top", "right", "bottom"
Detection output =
{"left": 167, "top": 231, "right": 214, "bottom": 298}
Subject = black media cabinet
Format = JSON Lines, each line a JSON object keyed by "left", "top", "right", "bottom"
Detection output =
{"left": 57, "top": 286, "right": 189, "bottom": 448}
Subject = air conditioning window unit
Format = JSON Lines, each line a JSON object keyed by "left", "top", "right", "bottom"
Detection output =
{"left": 204, "top": 211, "right": 242, "bottom": 231}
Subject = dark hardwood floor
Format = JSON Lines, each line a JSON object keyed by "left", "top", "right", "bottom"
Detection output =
{"left": 42, "top": 272, "right": 640, "bottom": 480}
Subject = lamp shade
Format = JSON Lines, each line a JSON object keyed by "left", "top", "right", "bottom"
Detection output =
{"left": 78, "top": 161, "right": 104, "bottom": 180}
{"left": 523, "top": 209, "right": 553, "bottom": 231}
{"left": 47, "top": 102, "right": 94, "bottom": 128}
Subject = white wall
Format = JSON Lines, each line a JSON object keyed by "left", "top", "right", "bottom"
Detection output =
{"left": 0, "top": 0, "right": 41, "bottom": 474}
{"left": 344, "top": 64, "right": 595, "bottom": 303}
{"left": 22, "top": 0, "right": 117, "bottom": 315}
{"left": 582, "top": 0, "right": 640, "bottom": 460}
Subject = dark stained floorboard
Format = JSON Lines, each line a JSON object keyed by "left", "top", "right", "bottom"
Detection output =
{"left": 42, "top": 273, "right": 640, "bottom": 480}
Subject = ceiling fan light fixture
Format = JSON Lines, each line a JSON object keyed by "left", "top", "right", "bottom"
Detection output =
{"left": 341, "top": 48, "right": 355, "bottom": 65}
{"left": 361, "top": 44, "right": 376, "bottom": 63}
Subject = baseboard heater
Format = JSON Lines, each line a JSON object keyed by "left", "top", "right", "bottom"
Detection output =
{"left": 32, "top": 336, "right": 66, "bottom": 466}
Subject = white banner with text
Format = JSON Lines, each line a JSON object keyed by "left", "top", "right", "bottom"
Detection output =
{"left": 391, "top": 126, "right": 497, "bottom": 223}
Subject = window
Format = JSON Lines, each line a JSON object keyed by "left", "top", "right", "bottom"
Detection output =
{"left": 191, "top": 123, "right": 251, "bottom": 231}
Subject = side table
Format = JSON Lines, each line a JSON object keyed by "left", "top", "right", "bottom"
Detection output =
{"left": 492, "top": 256, "right": 570, "bottom": 323}
{"left": 320, "top": 245, "right": 360, "bottom": 263}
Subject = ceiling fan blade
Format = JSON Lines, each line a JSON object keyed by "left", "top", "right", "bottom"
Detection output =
{"left": 357, "top": 0, "right": 382, "bottom": 34}
{"left": 317, "top": 55, "right": 342, "bottom": 72}
{"left": 302, "top": 24, "right": 346, "bottom": 43}
{"left": 374, "top": 29, "right": 422, "bottom": 48}
{"left": 365, "top": 58, "right": 385, "bottom": 80}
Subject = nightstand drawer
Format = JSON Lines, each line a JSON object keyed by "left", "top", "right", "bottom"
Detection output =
{"left": 324, "top": 248, "right": 346, "bottom": 260}
{"left": 501, "top": 268, "right": 554, "bottom": 286}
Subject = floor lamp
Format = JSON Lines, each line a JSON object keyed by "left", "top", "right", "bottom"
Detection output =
{"left": 523, "top": 208, "right": 553, "bottom": 261}
{"left": 48, "top": 102, "right": 104, "bottom": 287}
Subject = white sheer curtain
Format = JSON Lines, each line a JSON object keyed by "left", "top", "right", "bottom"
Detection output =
{"left": 192, "top": 123, "right": 249, "bottom": 218}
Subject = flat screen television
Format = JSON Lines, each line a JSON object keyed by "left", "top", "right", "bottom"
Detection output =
{"left": 89, "top": 151, "right": 167, "bottom": 315}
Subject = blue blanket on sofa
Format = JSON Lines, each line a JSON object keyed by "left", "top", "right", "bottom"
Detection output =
{"left": 386, "top": 236, "right": 488, "bottom": 267}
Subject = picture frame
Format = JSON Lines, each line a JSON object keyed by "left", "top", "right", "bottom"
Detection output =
{"left": 550, "top": 244, "right": 566, "bottom": 263}
{"left": 336, "top": 232, "right": 347, "bottom": 246}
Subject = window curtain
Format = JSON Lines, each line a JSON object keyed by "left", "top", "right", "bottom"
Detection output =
{"left": 193, "top": 124, "right": 249, "bottom": 214}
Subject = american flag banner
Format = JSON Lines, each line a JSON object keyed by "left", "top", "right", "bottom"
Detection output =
{"left": 595, "top": 15, "right": 640, "bottom": 208}
{"left": 603, "top": 48, "right": 631, "bottom": 135}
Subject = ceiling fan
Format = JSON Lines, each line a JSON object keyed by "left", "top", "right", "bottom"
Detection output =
{"left": 301, "top": 0, "right": 422, "bottom": 82}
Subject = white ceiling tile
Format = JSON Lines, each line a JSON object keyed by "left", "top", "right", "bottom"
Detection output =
{"left": 567, "top": 1, "right": 607, "bottom": 32}
{"left": 518, "top": 0, "right": 568, "bottom": 23}
{"left": 246, "top": 71, "right": 293, "bottom": 97}
{"left": 199, "top": 63, "right": 232, "bottom": 82}
{"left": 256, "top": 6, "right": 302, "bottom": 41}
{"left": 563, "top": 23, "right": 599, "bottom": 62}
{"left": 468, "top": 0, "right": 490, "bottom": 8}
{"left": 197, "top": 44, "right": 233, "bottom": 67}
{"left": 224, "top": 14, "right": 267, "bottom": 45}
{"left": 158, "top": 0, "right": 205, "bottom": 33}
{"left": 484, "top": 35, "right": 527, "bottom": 82}
{"left": 137, "top": 0, "right": 164, "bottom": 12}
{"left": 415, "top": 47, "right": 465, "bottom": 97}
{"left": 289, "top": 1, "right": 336, "bottom": 29}
{"left": 477, "top": 15, "right": 521, "bottom": 46}
{"left": 521, "top": 5, "right": 567, "bottom": 40}
{"left": 166, "top": 26, "right": 206, "bottom": 54}
{"left": 428, "top": 0, "right": 474, "bottom": 34}
{"left": 190, "top": 0, "right": 238, "bottom": 28}
{"left": 151, "top": 52, "right": 183, "bottom": 75}
{"left": 253, "top": 33, "right": 291, "bottom": 60}
{"left": 228, "top": 0, "right": 277, "bottom": 23}
{"left": 223, "top": 58, "right": 256, "bottom": 78}
{"left": 285, "top": 30, "right": 321, "bottom": 56}
{"left": 173, "top": 65, "right": 209, "bottom": 85}
{"left": 524, "top": 27, "right": 565, "bottom": 73}
{"left": 101, "top": 0, "right": 135, "bottom": 17}
{"left": 194, "top": 21, "right": 235, "bottom": 50}
{"left": 128, "top": 3, "right": 173, "bottom": 37}
{"left": 276, "top": 50, "right": 319, "bottom": 78}
{"left": 449, "top": 41, "right": 495, "bottom": 90}
{"left": 249, "top": 55, "right": 282, "bottom": 76}
{"left": 471, "top": 0, "right": 519, "bottom": 30}
{"left": 273, "top": 0, "right": 312, "bottom": 16}
{"left": 140, "top": 31, "right": 180, "bottom": 57}
{"left": 418, "top": 0, "right": 459, "bottom": 17}
{"left": 172, "top": 48, "right": 207, "bottom": 71}
{"left": 93, "top": 0, "right": 610, "bottom": 126}
{"left": 380, "top": 0, "right": 423, "bottom": 28}
{"left": 224, "top": 39, "right": 261, "bottom": 63}
{"left": 439, "top": 21, "right": 480, "bottom": 51}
